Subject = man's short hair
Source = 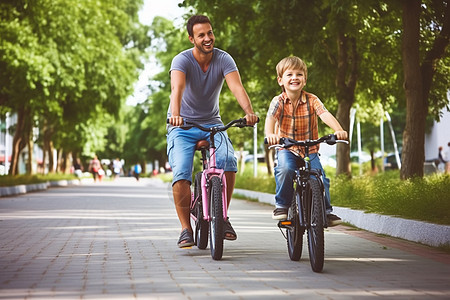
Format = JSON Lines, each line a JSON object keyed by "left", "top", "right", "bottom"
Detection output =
{"left": 187, "top": 15, "right": 212, "bottom": 37}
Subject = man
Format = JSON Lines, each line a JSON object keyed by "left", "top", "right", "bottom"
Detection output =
{"left": 167, "top": 15, "right": 258, "bottom": 248}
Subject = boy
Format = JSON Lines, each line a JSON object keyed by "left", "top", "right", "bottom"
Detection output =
{"left": 264, "top": 56, "right": 347, "bottom": 226}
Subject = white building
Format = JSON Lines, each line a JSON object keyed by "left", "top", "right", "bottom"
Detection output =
{"left": 425, "top": 107, "right": 450, "bottom": 161}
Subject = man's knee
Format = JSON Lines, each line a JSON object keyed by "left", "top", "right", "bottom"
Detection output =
{"left": 173, "top": 179, "right": 191, "bottom": 206}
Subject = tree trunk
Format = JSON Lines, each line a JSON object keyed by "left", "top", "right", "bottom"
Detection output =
{"left": 335, "top": 32, "right": 358, "bottom": 177}
{"left": 335, "top": 101, "right": 352, "bottom": 176}
{"left": 43, "top": 126, "right": 55, "bottom": 174}
{"left": 265, "top": 145, "right": 274, "bottom": 176}
{"left": 60, "top": 150, "right": 69, "bottom": 174}
{"left": 26, "top": 134, "right": 33, "bottom": 174}
{"left": 9, "top": 107, "right": 26, "bottom": 176}
{"left": 401, "top": 0, "right": 450, "bottom": 179}
{"left": 400, "top": 0, "right": 425, "bottom": 179}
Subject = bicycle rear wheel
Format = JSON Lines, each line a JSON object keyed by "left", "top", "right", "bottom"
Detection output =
{"left": 306, "top": 178, "right": 325, "bottom": 272}
{"left": 208, "top": 176, "right": 224, "bottom": 260}
{"left": 193, "top": 172, "right": 208, "bottom": 249}
{"left": 287, "top": 187, "right": 303, "bottom": 261}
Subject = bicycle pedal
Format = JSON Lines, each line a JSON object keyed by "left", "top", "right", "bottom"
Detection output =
{"left": 278, "top": 220, "right": 292, "bottom": 228}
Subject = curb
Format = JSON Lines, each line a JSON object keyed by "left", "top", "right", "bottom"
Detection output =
{"left": 234, "top": 188, "right": 450, "bottom": 248}
{"left": 0, "top": 180, "right": 80, "bottom": 197}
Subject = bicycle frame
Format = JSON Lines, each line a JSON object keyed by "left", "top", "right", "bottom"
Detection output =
{"left": 267, "top": 134, "right": 348, "bottom": 271}
{"left": 200, "top": 141, "right": 228, "bottom": 222}
{"left": 296, "top": 158, "right": 327, "bottom": 229}
{"left": 184, "top": 118, "right": 251, "bottom": 223}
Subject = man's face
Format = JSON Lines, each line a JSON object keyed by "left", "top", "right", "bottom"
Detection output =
{"left": 189, "top": 23, "right": 215, "bottom": 54}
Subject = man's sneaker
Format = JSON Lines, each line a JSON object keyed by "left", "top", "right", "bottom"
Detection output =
{"left": 327, "top": 213, "right": 342, "bottom": 227}
{"left": 272, "top": 208, "right": 288, "bottom": 220}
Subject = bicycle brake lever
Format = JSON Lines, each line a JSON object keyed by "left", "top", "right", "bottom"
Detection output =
{"left": 326, "top": 134, "right": 337, "bottom": 145}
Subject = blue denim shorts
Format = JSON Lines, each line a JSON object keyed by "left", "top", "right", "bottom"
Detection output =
{"left": 167, "top": 125, "right": 238, "bottom": 185}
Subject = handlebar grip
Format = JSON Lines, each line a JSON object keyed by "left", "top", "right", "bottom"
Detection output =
{"left": 264, "top": 137, "right": 268, "bottom": 144}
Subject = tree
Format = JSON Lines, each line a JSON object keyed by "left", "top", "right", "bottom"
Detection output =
{"left": 123, "top": 16, "right": 190, "bottom": 168}
{"left": 400, "top": 0, "right": 449, "bottom": 179}
{"left": 180, "top": 0, "right": 393, "bottom": 177}
{"left": 179, "top": 0, "right": 449, "bottom": 180}
{"left": 0, "top": 0, "right": 149, "bottom": 175}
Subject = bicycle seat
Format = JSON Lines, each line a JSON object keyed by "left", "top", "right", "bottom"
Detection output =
{"left": 195, "top": 140, "right": 210, "bottom": 150}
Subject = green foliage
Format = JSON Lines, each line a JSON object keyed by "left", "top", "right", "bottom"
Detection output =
{"left": 331, "top": 172, "right": 450, "bottom": 225}
{"left": 234, "top": 165, "right": 276, "bottom": 195}
{"left": 234, "top": 168, "right": 450, "bottom": 225}
{"left": 178, "top": 0, "right": 448, "bottom": 180}
{"left": 0, "top": 0, "right": 149, "bottom": 173}
{"left": 0, "top": 174, "right": 78, "bottom": 187}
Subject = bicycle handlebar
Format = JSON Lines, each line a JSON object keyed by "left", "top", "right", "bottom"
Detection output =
{"left": 265, "top": 134, "right": 349, "bottom": 149}
{"left": 167, "top": 117, "right": 259, "bottom": 132}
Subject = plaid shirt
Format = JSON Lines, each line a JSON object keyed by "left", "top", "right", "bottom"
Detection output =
{"left": 266, "top": 91, "right": 328, "bottom": 157}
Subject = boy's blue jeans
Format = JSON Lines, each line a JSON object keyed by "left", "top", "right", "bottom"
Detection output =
{"left": 274, "top": 150, "right": 332, "bottom": 213}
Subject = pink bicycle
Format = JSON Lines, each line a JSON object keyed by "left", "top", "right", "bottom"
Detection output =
{"left": 182, "top": 118, "right": 256, "bottom": 260}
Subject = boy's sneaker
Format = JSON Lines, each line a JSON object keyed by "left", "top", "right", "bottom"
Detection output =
{"left": 272, "top": 208, "right": 288, "bottom": 220}
{"left": 327, "top": 213, "right": 342, "bottom": 227}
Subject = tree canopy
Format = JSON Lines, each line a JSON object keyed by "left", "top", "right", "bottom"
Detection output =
{"left": 1, "top": 0, "right": 448, "bottom": 180}
{"left": 0, "top": 0, "right": 149, "bottom": 174}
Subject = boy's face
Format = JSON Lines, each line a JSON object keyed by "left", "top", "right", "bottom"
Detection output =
{"left": 278, "top": 68, "right": 306, "bottom": 93}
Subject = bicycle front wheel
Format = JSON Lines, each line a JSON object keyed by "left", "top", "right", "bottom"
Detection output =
{"left": 193, "top": 172, "right": 208, "bottom": 249}
{"left": 306, "top": 178, "right": 325, "bottom": 272}
{"left": 287, "top": 187, "right": 303, "bottom": 261}
{"left": 208, "top": 176, "right": 224, "bottom": 260}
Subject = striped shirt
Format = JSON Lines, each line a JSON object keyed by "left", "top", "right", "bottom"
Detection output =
{"left": 266, "top": 91, "right": 328, "bottom": 156}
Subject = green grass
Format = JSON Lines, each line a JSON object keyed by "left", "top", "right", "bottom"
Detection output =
{"left": 233, "top": 164, "right": 450, "bottom": 226}
{"left": 331, "top": 171, "right": 450, "bottom": 225}
{"left": 0, "top": 174, "right": 79, "bottom": 187}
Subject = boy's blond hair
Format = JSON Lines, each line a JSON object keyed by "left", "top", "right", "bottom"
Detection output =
{"left": 276, "top": 56, "right": 308, "bottom": 80}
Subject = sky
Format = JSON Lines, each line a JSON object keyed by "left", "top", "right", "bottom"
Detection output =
{"left": 138, "top": 0, "right": 186, "bottom": 26}
{"left": 127, "top": 0, "right": 187, "bottom": 105}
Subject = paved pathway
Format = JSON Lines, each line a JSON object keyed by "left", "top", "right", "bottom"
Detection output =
{"left": 0, "top": 178, "right": 449, "bottom": 299}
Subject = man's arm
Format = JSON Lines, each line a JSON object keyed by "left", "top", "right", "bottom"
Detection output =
{"left": 168, "top": 70, "right": 186, "bottom": 126}
{"left": 319, "top": 111, "right": 348, "bottom": 140}
{"left": 224, "top": 71, "right": 258, "bottom": 125}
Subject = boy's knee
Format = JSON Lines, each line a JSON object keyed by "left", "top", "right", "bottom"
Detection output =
{"left": 275, "top": 165, "right": 295, "bottom": 178}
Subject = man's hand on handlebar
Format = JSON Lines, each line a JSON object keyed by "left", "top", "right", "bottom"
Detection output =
{"left": 244, "top": 113, "right": 259, "bottom": 126}
{"left": 168, "top": 116, "right": 184, "bottom": 127}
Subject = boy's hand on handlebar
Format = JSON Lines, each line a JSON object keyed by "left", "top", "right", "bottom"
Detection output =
{"left": 244, "top": 113, "right": 259, "bottom": 126}
{"left": 334, "top": 130, "right": 348, "bottom": 141}
{"left": 168, "top": 116, "right": 184, "bottom": 127}
{"left": 265, "top": 134, "right": 280, "bottom": 146}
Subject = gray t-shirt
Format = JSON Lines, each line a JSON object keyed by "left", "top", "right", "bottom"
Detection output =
{"left": 168, "top": 48, "right": 238, "bottom": 124}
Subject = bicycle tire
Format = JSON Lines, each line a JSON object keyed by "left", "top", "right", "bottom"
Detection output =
{"left": 193, "top": 172, "right": 208, "bottom": 249}
{"left": 208, "top": 176, "right": 224, "bottom": 260}
{"left": 287, "top": 186, "right": 303, "bottom": 261}
{"left": 306, "top": 178, "right": 325, "bottom": 272}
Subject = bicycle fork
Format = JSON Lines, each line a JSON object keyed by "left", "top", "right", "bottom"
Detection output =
{"left": 200, "top": 147, "right": 228, "bottom": 222}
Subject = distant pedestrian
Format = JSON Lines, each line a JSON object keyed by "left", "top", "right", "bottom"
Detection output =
{"left": 73, "top": 158, "right": 83, "bottom": 177}
{"left": 133, "top": 163, "right": 142, "bottom": 181}
{"left": 88, "top": 155, "right": 102, "bottom": 182}
{"left": 113, "top": 158, "right": 123, "bottom": 180}
{"left": 446, "top": 142, "right": 450, "bottom": 174}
